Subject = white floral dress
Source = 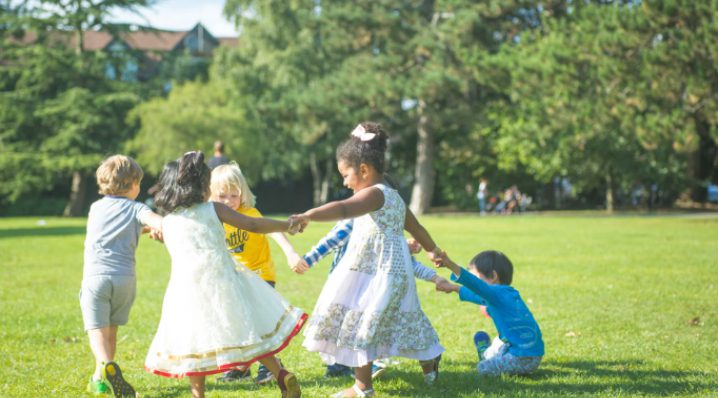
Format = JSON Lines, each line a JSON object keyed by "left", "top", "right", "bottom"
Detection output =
{"left": 144, "top": 202, "right": 306, "bottom": 378}
{"left": 302, "top": 184, "right": 444, "bottom": 367}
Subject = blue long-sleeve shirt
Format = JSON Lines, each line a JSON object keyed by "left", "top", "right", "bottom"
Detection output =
{"left": 303, "top": 219, "right": 353, "bottom": 272}
{"left": 452, "top": 268, "right": 544, "bottom": 357}
{"left": 303, "top": 219, "right": 437, "bottom": 281}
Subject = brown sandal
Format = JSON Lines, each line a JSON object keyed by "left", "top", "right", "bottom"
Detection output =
{"left": 277, "top": 369, "right": 301, "bottom": 398}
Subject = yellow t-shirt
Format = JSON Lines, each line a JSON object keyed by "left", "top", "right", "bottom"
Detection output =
{"left": 223, "top": 206, "right": 276, "bottom": 282}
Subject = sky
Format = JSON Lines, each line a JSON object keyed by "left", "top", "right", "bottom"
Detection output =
{"left": 109, "top": 0, "right": 239, "bottom": 37}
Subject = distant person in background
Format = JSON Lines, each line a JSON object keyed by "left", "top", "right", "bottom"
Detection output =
{"left": 477, "top": 178, "right": 488, "bottom": 215}
{"left": 208, "top": 140, "right": 230, "bottom": 170}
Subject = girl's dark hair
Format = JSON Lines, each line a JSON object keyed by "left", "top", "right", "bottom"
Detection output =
{"left": 468, "top": 250, "right": 514, "bottom": 285}
{"left": 153, "top": 151, "right": 211, "bottom": 214}
{"left": 336, "top": 122, "right": 388, "bottom": 173}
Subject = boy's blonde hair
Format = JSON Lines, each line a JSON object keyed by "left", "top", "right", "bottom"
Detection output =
{"left": 96, "top": 155, "right": 144, "bottom": 196}
{"left": 210, "top": 162, "right": 256, "bottom": 208}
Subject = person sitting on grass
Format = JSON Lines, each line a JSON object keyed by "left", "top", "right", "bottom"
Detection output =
{"left": 434, "top": 250, "right": 544, "bottom": 376}
{"left": 81, "top": 155, "right": 163, "bottom": 397}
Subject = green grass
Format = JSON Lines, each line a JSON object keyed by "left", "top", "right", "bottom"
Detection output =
{"left": 1, "top": 214, "right": 717, "bottom": 397}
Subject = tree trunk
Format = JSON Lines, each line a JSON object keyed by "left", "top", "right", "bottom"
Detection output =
{"left": 75, "top": 28, "right": 84, "bottom": 55}
{"left": 319, "top": 157, "right": 333, "bottom": 204}
{"left": 309, "top": 152, "right": 323, "bottom": 206}
{"left": 64, "top": 171, "right": 87, "bottom": 217}
{"left": 605, "top": 169, "right": 614, "bottom": 214}
{"left": 689, "top": 114, "right": 717, "bottom": 202}
{"left": 409, "top": 99, "right": 435, "bottom": 215}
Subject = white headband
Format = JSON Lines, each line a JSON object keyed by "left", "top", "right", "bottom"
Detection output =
{"left": 350, "top": 124, "right": 376, "bottom": 141}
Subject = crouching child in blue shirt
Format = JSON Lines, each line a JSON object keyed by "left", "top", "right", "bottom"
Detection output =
{"left": 435, "top": 250, "right": 544, "bottom": 376}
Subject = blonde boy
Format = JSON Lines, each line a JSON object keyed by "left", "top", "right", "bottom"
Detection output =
{"left": 80, "top": 155, "right": 162, "bottom": 397}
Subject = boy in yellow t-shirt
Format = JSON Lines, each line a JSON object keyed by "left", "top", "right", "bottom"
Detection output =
{"left": 223, "top": 205, "right": 278, "bottom": 283}
{"left": 210, "top": 163, "right": 309, "bottom": 384}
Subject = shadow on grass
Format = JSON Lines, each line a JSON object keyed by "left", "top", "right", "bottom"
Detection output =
{"left": 132, "top": 359, "right": 717, "bottom": 397}
{"left": 376, "top": 359, "right": 716, "bottom": 397}
{"left": 0, "top": 226, "right": 85, "bottom": 239}
{"left": 143, "top": 377, "right": 308, "bottom": 397}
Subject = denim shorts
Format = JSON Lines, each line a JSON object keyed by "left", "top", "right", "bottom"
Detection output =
{"left": 477, "top": 337, "right": 542, "bottom": 376}
{"left": 79, "top": 275, "right": 136, "bottom": 330}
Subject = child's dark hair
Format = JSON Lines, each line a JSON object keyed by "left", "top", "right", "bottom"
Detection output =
{"left": 468, "top": 250, "right": 514, "bottom": 285}
{"left": 336, "top": 122, "right": 388, "bottom": 173}
{"left": 153, "top": 151, "right": 211, "bottom": 214}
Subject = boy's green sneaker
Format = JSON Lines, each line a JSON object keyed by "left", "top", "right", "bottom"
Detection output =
{"left": 87, "top": 377, "right": 110, "bottom": 395}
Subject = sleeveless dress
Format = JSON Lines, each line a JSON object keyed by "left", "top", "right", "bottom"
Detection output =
{"left": 302, "top": 184, "right": 444, "bottom": 367}
{"left": 144, "top": 202, "right": 307, "bottom": 378}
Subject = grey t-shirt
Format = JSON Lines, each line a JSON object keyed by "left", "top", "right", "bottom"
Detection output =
{"left": 83, "top": 196, "right": 152, "bottom": 278}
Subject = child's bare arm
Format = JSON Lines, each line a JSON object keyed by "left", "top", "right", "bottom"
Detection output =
{"left": 437, "top": 251, "right": 463, "bottom": 277}
{"left": 269, "top": 232, "right": 310, "bottom": 274}
{"left": 141, "top": 212, "right": 163, "bottom": 231}
{"left": 301, "top": 187, "right": 383, "bottom": 222}
{"left": 404, "top": 209, "right": 445, "bottom": 268}
{"left": 214, "top": 202, "right": 290, "bottom": 233}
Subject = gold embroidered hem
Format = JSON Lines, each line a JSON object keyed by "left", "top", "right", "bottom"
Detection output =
{"left": 147, "top": 311, "right": 307, "bottom": 378}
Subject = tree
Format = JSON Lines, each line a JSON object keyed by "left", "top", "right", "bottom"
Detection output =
{"left": 0, "top": 1, "right": 148, "bottom": 215}
{"left": 218, "top": 1, "right": 550, "bottom": 211}
{"left": 484, "top": 2, "right": 695, "bottom": 211}
{"left": 218, "top": 1, "right": 382, "bottom": 205}
{"left": 127, "top": 79, "right": 246, "bottom": 176}
{"left": 19, "top": 0, "right": 151, "bottom": 54}
{"left": 635, "top": 0, "right": 718, "bottom": 201}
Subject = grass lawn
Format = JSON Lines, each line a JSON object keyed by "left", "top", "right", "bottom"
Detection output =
{"left": 1, "top": 213, "right": 717, "bottom": 397}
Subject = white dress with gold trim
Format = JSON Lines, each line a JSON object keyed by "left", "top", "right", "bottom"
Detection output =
{"left": 144, "top": 202, "right": 306, "bottom": 378}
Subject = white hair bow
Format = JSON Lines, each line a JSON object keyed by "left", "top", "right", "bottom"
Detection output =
{"left": 351, "top": 124, "right": 376, "bottom": 141}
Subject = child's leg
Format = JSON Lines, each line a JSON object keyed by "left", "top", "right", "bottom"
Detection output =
{"left": 478, "top": 352, "right": 541, "bottom": 377}
{"left": 258, "top": 356, "right": 301, "bottom": 398}
{"left": 354, "top": 364, "right": 372, "bottom": 391}
{"left": 330, "top": 364, "right": 373, "bottom": 397}
{"left": 418, "top": 354, "right": 442, "bottom": 384}
{"left": 188, "top": 375, "right": 205, "bottom": 398}
{"left": 257, "top": 356, "right": 282, "bottom": 375}
{"left": 87, "top": 325, "right": 118, "bottom": 379}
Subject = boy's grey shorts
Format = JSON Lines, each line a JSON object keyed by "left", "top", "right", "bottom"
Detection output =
{"left": 79, "top": 275, "right": 136, "bottom": 331}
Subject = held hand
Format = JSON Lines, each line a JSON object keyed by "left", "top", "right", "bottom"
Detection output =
{"left": 426, "top": 247, "right": 446, "bottom": 267}
{"left": 287, "top": 217, "right": 298, "bottom": 235}
{"left": 288, "top": 253, "right": 310, "bottom": 275}
{"left": 287, "top": 215, "right": 306, "bottom": 235}
{"left": 435, "top": 280, "right": 458, "bottom": 294}
{"left": 289, "top": 214, "right": 310, "bottom": 234}
{"left": 407, "top": 238, "right": 422, "bottom": 254}
{"left": 148, "top": 228, "right": 164, "bottom": 243}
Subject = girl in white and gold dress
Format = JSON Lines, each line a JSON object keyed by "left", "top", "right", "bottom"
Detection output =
{"left": 144, "top": 152, "right": 305, "bottom": 398}
{"left": 294, "top": 123, "right": 445, "bottom": 398}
